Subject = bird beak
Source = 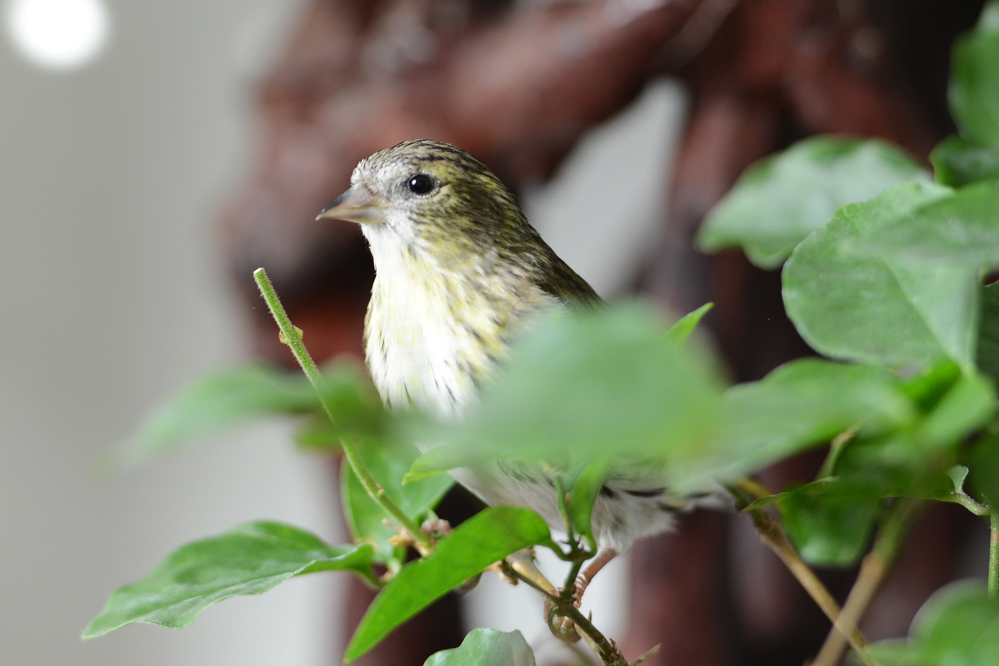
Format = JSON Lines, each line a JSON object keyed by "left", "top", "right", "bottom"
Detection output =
{"left": 316, "top": 184, "right": 385, "bottom": 224}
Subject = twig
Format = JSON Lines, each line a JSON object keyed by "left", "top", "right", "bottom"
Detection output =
{"left": 503, "top": 564, "right": 628, "bottom": 666}
{"left": 253, "top": 268, "right": 434, "bottom": 556}
{"left": 812, "top": 501, "right": 919, "bottom": 666}
{"left": 629, "top": 644, "right": 661, "bottom": 666}
{"left": 747, "top": 509, "right": 875, "bottom": 665}
{"left": 990, "top": 514, "right": 999, "bottom": 597}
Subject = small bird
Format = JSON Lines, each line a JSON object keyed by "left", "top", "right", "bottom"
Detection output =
{"left": 318, "top": 139, "right": 686, "bottom": 597}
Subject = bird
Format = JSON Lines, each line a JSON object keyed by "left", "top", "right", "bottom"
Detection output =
{"left": 316, "top": 139, "right": 694, "bottom": 603}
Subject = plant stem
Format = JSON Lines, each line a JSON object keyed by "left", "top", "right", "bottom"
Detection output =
{"left": 253, "top": 268, "right": 434, "bottom": 556}
{"left": 947, "top": 491, "right": 990, "bottom": 516}
{"left": 746, "top": 509, "right": 874, "bottom": 664}
{"left": 990, "top": 514, "right": 999, "bottom": 597}
{"left": 500, "top": 558, "right": 628, "bottom": 666}
{"left": 813, "top": 501, "right": 918, "bottom": 666}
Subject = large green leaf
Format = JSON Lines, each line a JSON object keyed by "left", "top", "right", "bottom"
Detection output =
{"left": 424, "top": 629, "right": 536, "bottom": 666}
{"left": 931, "top": 135, "right": 999, "bottom": 187}
{"left": 406, "top": 302, "right": 724, "bottom": 481}
{"left": 83, "top": 522, "right": 376, "bottom": 638}
{"left": 345, "top": 507, "right": 556, "bottom": 662}
{"left": 783, "top": 182, "right": 974, "bottom": 368}
{"left": 342, "top": 439, "right": 454, "bottom": 568}
{"left": 698, "top": 136, "right": 929, "bottom": 268}
{"left": 670, "top": 359, "right": 915, "bottom": 493}
{"left": 950, "top": 0, "right": 999, "bottom": 147}
{"left": 114, "top": 361, "right": 383, "bottom": 468}
{"left": 865, "top": 582, "right": 999, "bottom": 665}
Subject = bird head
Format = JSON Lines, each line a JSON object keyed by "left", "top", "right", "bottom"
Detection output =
{"left": 317, "top": 139, "right": 537, "bottom": 267}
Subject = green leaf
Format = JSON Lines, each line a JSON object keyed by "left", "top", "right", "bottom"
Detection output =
{"left": 345, "top": 507, "right": 556, "bottom": 662}
{"left": 978, "top": 282, "right": 999, "bottom": 382}
{"left": 671, "top": 359, "right": 915, "bottom": 493}
{"left": 916, "top": 371, "right": 996, "bottom": 448}
{"left": 342, "top": 439, "right": 454, "bottom": 567}
{"left": 865, "top": 582, "right": 999, "bottom": 666}
{"left": 698, "top": 136, "right": 929, "bottom": 268}
{"left": 969, "top": 435, "right": 999, "bottom": 510}
{"left": 950, "top": 0, "right": 999, "bottom": 147}
{"left": 783, "top": 181, "right": 974, "bottom": 368}
{"left": 931, "top": 135, "right": 999, "bottom": 187}
{"left": 113, "top": 361, "right": 383, "bottom": 468}
{"left": 855, "top": 180, "right": 999, "bottom": 266}
{"left": 781, "top": 481, "right": 881, "bottom": 567}
{"left": 663, "top": 302, "right": 713, "bottom": 346}
{"left": 424, "top": 629, "right": 536, "bottom": 666}
{"left": 406, "top": 301, "right": 724, "bottom": 480}
{"left": 829, "top": 368, "right": 994, "bottom": 501}
{"left": 82, "top": 522, "right": 376, "bottom": 639}
{"left": 565, "top": 457, "right": 612, "bottom": 552}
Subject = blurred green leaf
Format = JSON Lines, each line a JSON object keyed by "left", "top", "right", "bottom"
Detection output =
{"left": 931, "top": 135, "right": 999, "bottom": 186}
{"left": 950, "top": 0, "right": 999, "bottom": 147}
{"left": 834, "top": 433, "right": 958, "bottom": 503}
{"left": 82, "top": 522, "right": 376, "bottom": 639}
{"left": 781, "top": 481, "right": 881, "bottom": 568}
{"left": 424, "top": 629, "right": 536, "bottom": 666}
{"left": 917, "top": 371, "right": 996, "bottom": 448}
{"left": 783, "top": 182, "right": 974, "bottom": 368}
{"left": 969, "top": 435, "right": 999, "bottom": 510}
{"left": 663, "top": 303, "right": 713, "bottom": 346}
{"left": 343, "top": 439, "right": 454, "bottom": 567}
{"left": 671, "top": 359, "right": 915, "bottom": 493}
{"left": 978, "top": 282, "right": 999, "bottom": 382}
{"left": 866, "top": 582, "right": 999, "bottom": 665}
{"left": 897, "top": 360, "right": 964, "bottom": 410}
{"left": 406, "top": 302, "right": 724, "bottom": 481}
{"left": 829, "top": 369, "right": 995, "bottom": 501}
{"left": 345, "top": 507, "right": 556, "bottom": 662}
{"left": 114, "top": 361, "right": 383, "bottom": 469}
{"left": 698, "top": 136, "right": 929, "bottom": 268}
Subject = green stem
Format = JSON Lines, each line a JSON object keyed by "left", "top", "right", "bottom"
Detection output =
{"left": 253, "top": 268, "right": 434, "bottom": 556}
{"left": 990, "top": 514, "right": 999, "bottom": 597}
{"left": 947, "top": 491, "right": 990, "bottom": 516}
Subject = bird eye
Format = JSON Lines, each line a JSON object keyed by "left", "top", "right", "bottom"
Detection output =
{"left": 406, "top": 173, "right": 435, "bottom": 195}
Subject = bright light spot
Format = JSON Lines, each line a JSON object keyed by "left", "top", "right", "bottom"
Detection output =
{"left": 5, "top": 0, "right": 110, "bottom": 70}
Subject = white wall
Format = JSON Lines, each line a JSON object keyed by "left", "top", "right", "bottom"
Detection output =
{"left": 0, "top": 2, "right": 346, "bottom": 665}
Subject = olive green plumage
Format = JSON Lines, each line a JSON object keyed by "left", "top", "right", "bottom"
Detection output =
{"left": 320, "top": 139, "right": 599, "bottom": 418}
{"left": 318, "top": 139, "right": 697, "bottom": 553}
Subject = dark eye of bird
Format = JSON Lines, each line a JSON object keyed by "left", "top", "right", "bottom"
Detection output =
{"left": 406, "top": 173, "right": 435, "bottom": 195}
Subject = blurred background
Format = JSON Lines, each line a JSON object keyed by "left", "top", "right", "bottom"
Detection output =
{"left": 0, "top": 1, "right": 990, "bottom": 665}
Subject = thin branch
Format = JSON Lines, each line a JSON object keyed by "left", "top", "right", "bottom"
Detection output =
{"left": 746, "top": 509, "right": 876, "bottom": 665}
{"left": 946, "top": 491, "right": 991, "bottom": 516}
{"left": 253, "top": 268, "right": 434, "bottom": 556}
{"left": 812, "top": 501, "right": 919, "bottom": 666}
{"left": 990, "top": 514, "right": 999, "bottom": 597}
{"left": 502, "top": 562, "right": 628, "bottom": 666}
